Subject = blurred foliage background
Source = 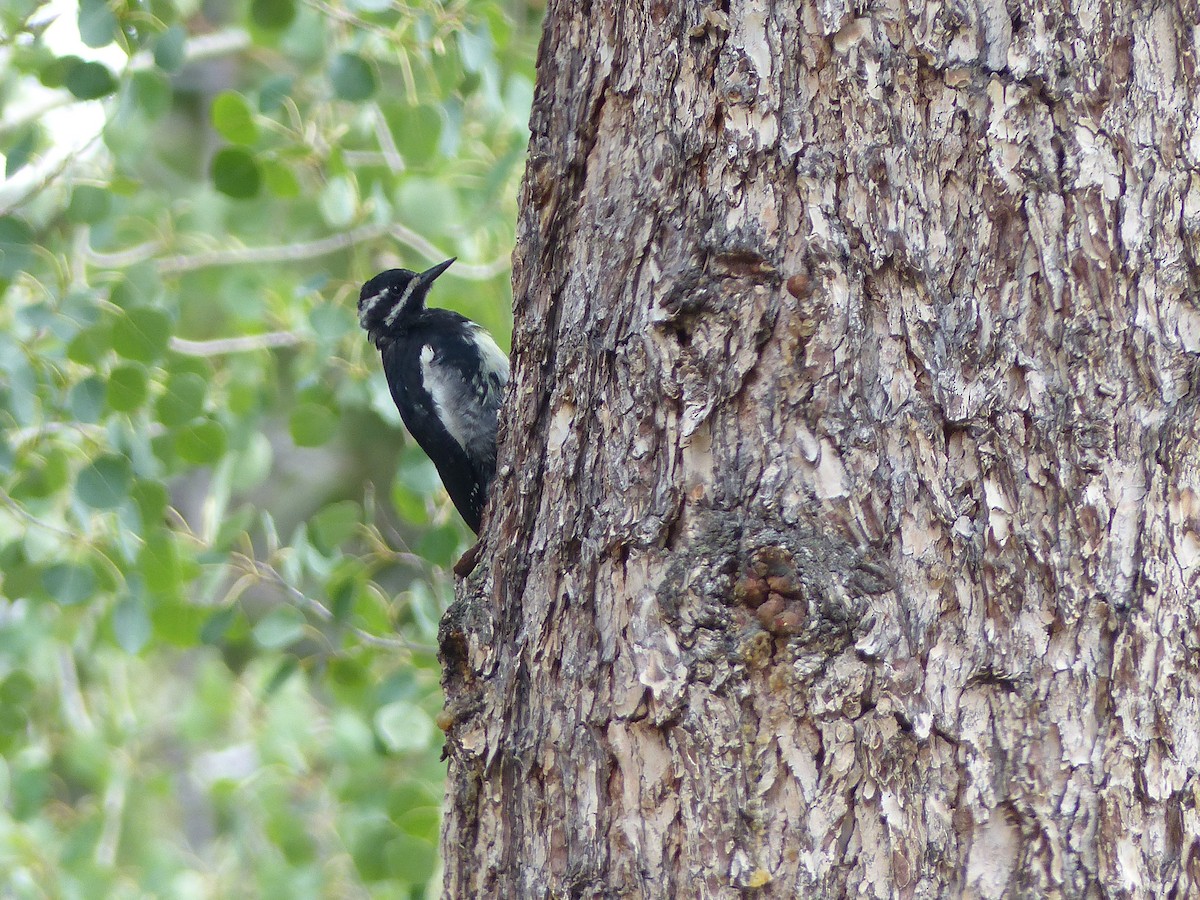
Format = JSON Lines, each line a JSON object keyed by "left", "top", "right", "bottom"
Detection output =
{"left": 0, "top": 0, "right": 539, "bottom": 893}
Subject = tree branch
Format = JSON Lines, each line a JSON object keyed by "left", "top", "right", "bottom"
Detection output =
{"left": 169, "top": 331, "right": 307, "bottom": 356}
{"left": 153, "top": 222, "right": 510, "bottom": 279}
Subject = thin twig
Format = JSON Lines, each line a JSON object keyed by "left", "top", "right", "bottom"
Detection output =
{"left": 156, "top": 221, "right": 509, "bottom": 279}
{"left": 95, "top": 759, "right": 126, "bottom": 866}
{"left": 236, "top": 555, "right": 434, "bottom": 654}
{"left": 300, "top": 0, "right": 404, "bottom": 40}
{"left": 169, "top": 331, "right": 306, "bottom": 356}
{"left": 0, "top": 132, "right": 103, "bottom": 216}
{"left": 157, "top": 223, "right": 384, "bottom": 273}
{"left": 9, "top": 420, "right": 107, "bottom": 446}
{"left": 0, "top": 490, "right": 77, "bottom": 540}
{"left": 57, "top": 649, "right": 96, "bottom": 735}
{"left": 84, "top": 240, "right": 163, "bottom": 269}
{"left": 371, "top": 105, "right": 405, "bottom": 174}
{"left": 0, "top": 93, "right": 74, "bottom": 140}
{"left": 128, "top": 28, "right": 252, "bottom": 71}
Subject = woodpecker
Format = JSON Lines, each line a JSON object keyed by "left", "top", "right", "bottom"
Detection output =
{"left": 358, "top": 258, "right": 509, "bottom": 534}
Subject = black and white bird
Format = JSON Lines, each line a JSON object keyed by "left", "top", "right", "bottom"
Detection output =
{"left": 358, "top": 258, "right": 509, "bottom": 534}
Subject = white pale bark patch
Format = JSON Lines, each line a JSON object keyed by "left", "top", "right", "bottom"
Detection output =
{"left": 439, "top": 0, "right": 1200, "bottom": 896}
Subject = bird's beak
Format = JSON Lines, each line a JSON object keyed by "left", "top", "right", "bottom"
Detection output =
{"left": 418, "top": 258, "right": 456, "bottom": 286}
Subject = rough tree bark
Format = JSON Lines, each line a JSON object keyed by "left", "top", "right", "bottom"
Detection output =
{"left": 439, "top": 0, "right": 1200, "bottom": 896}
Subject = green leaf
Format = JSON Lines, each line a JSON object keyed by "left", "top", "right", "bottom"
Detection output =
{"left": 430, "top": 44, "right": 465, "bottom": 95}
{"left": 112, "top": 596, "right": 151, "bottom": 653}
{"left": 384, "top": 104, "right": 442, "bottom": 166}
{"left": 211, "top": 91, "right": 259, "bottom": 145}
{"left": 0, "top": 671, "right": 35, "bottom": 724}
{"left": 349, "top": 819, "right": 391, "bottom": 882}
{"left": 108, "top": 277, "right": 144, "bottom": 309}
{"left": 373, "top": 700, "right": 434, "bottom": 753}
{"left": 10, "top": 763, "right": 49, "bottom": 819}
{"left": 17, "top": 301, "right": 55, "bottom": 332}
{"left": 156, "top": 371, "right": 206, "bottom": 426}
{"left": 325, "top": 558, "right": 365, "bottom": 623}
{"left": 76, "top": 454, "right": 133, "bottom": 509}
{"left": 386, "top": 833, "right": 438, "bottom": 884}
{"left": 106, "top": 363, "right": 149, "bottom": 412}
{"left": 504, "top": 74, "right": 535, "bottom": 128}
{"left": 153, "top": 25, "right": 187, "bottom": 72}
{"left": 152, "top": 596, "right": 208, "bottom": 646}
{"left": 112, "top": 306, "right": 171, "bottom": 362}
{"left": 0, "top": 216, "right": 34, "bottom": 280}
{"left": 131, "top": 480, "right": 167, "bottom": 529}
{"left": 251, "top": 0, "right": 295, "bottom": 30}
{"left": 0, "top": 550, "right": 41, "bottom": 603}
{"left": 418, "top": 523, "right": 462, "bottom": 567}
{"left": 397, "top": 449, "right": 441, "bottom": 495}
{"left": 66, "top": 185, "right": 112, "bottom": 224}
{"left": 263, "top": 658, "right": 298, "bottom": 695}
{"left": 396, "top": 806, "right": 441, "bottom": 841}
{"left": 13, "top": 448, "right": 69, "bottom": 500}
{"left": 308, "top": 302, "right": 354, "bottom": 343}
{"left": 229, "top": 433, "right": 273, "bottom": 491}
{"left": 68, "top": 376, "right": 106, "bottom": 423}
{"left": 310, "top": 501, "right": 360, "bottom": 554}
{"left": 150, "top": 433, "right": 175, "bottom": 467}
{"left": 258, "top": 75, "right": 292, "bottom": 112}
{"left": 176, "top": 418, "right": 227, "bottom": 465}
{"left": 78, "top": 0, "right": 117, "bottom": 48}
{"left": 266, "top": 800, "right": 315, "bottom": 862}
{"left": 39, "top": 54, "right": 77, "bottom": 89}
{"left": 252, "top": 607, "right": 306, "bottom": 649}
{"left": 67, "top": 322, "right": 112, "bottom": 366}
{"left": 200, "top": 605, "right": 237, "bottom": 644}
{"left": 211, "top": 147, "right": 261, "bottom": 198}
{"left": 385, "top": 781, "right": 440, "bottom": 821}
{"left": 65, "top": 60, "right": 117, "bottom": 100}
{"left": 1, "top": 0, "right": 39, "bottom": 31}
{"left": 329, "top": 53, "right": 376, "bottom": 101}
{"left": 138, "top": 532, "right": 181, "bottom": 596}
{"left": 458, "top": 25, "right": 494, "bottom": 73}
{"left": 396, "top": 178, "right": 461, "bottom": 236}
{"left": 319, "top": 175, "right": 357, "bottom": 228}
{"left": 130, "top": 70, "right": 172, "bottom": 119}
{"left": 289, "top": 402, "right": 337, "bottom": 447}
{"left": 42, "top": 563, "right": 96, "bottom": 606}
{"left": 261, "top": 159, "right": 300, "bottom": 197}
{"left": 459, "top": 70, "right": 482, "bottom": 97}
{"left": 5, "top": 126, "right": 39, "bottom": 178}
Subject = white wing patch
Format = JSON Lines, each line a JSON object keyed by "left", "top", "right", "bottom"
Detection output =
{"left": 467, "top": 323, "right": 510, "bottom": 400}
{"left": 420, "top": 343, "right": 472, "bottom": 453}
{"left": 419, "top": 332, "right": 509, "bottom": 463}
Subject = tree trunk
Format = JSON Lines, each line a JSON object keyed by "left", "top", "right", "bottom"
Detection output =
{"left": 440, "top": 0, "right": 1200, "bottom": 896}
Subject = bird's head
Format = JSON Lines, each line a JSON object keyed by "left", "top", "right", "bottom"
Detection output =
{"left": 358, "top": 258, "right": 455, "bottom": 344}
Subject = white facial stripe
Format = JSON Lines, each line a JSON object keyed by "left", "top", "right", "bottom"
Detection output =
{"left": 383, "top": 277, "right": 421, "bottom": 328}
{"left": 358, "top": 286, "right": 390, "bottom": 327}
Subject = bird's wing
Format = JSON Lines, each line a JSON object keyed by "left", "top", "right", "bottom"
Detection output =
{"left": 418, "top": 327, "right": 509, "bottom": 474}
{"left": 466, "top": 322, "right": 510, "bottom": 410}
